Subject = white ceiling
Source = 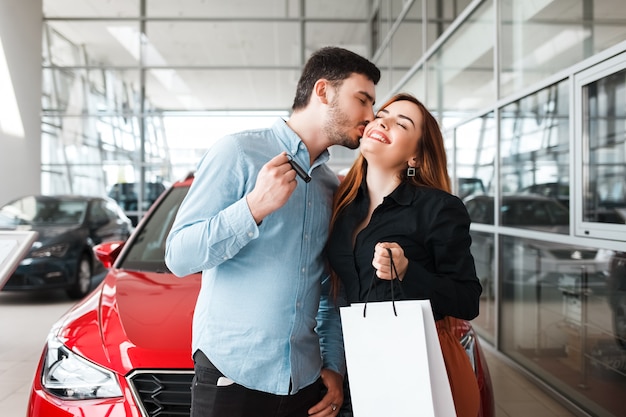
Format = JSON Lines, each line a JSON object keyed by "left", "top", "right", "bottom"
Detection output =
{"left": 41, "top": 0, "right": 626, "bottom": 116}
{"left": 42, "top": 0, "right": 380, "bottom": 112}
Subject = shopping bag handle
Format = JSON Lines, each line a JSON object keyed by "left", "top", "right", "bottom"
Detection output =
{"left": 363, "top": 248, "right": 401, "bottom": 318}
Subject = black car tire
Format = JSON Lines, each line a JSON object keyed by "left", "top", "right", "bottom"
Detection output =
{"left": 66, "top": 254, "right": 92, "bottom": 299}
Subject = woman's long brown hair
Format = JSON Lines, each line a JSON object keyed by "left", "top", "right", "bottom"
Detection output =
{"left": 329, "top": 93, "right": 451, "bottom": 296}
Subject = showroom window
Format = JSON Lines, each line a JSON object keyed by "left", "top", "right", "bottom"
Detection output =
{"left": 575, "top": 52, "right": 626, "bottom": 241}
{"left": 499, "top": 235, "right": 623, "bottom": 417}
{"left": 499, "top": 80, "right": 571, "bottom": 233}
{"left": 499, "top": 0, "right": 626, "bottom": 99}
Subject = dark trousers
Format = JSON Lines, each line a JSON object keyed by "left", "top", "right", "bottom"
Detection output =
{"left": 191, "top": 350, "right": 324, "bottom": 417}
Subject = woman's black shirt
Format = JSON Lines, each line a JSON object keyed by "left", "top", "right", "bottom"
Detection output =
{"left": 327, "top": 181, "right": 482, "bottom": 321}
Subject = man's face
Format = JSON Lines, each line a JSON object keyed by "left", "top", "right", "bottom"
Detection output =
{"left": 324, "top": 73, "right": 376, "bottom": 149}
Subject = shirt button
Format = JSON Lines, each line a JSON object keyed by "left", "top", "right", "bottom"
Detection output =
{"left": 247, "top": 232, "right": 254, "bottom": 237}
{"left": 301, "top": 268, "right": 305, "bottom": 273}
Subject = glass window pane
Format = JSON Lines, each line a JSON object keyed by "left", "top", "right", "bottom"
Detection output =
{"left": 426, "top": 0, "right": 495, "bottom": 129}
{"left": 40, "top": 112, "right": 168, "bottom": 198}
{"left": 582, "top": 67, "right": 626, "bottom": 225}
{"left": 398, "top": 67, "right": 425, "bottom": 106}
{"left": 375, "top": 0, "right": 423, "bottom": 58}
{"left": 375, "top": 1, "right": 424, "bottom": 93}
{"left": 43, "top": 69, "right": 140, "bottom": 115}
{"left": 470, "top": 230, "right": 496, "bottom": 343}
{"left": 425, "top": 0, "right": 473, "bottom": 48}
{"left": 608, "top": 250, "right": 626, "bottom": 350}
{"left": 389, "top": 16, "right": 424, "bottom": 68}
{"left": 500, "top": 81, "right": 570, "bottom": 233}
{"left": 500, "top": 236, "right": 623, "bottom": 416}
{"left": 378, "top": 0, "right": 406, "bottom": 21}
{"left": 500, "top": 0, "right": 626, "bottom": 98}
{"left": 105, "top": 165, "right": 169, "bottom": 226}
{"left": 161, "top": 113, "right": 284, "bottom": 180}
{"left": 454, "top": 112, "right": 496, "bottom": 201}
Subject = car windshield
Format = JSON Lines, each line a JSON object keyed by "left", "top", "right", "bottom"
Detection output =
{"left": 118, "top": 185, "right": 189, "bottom": 272}
{"left": 0, "top": 197, "right": 87, "bottom": 226}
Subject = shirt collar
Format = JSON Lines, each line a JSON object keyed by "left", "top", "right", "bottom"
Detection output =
{"left": 358, "top": 178, "right": 415, "bottom": 206}
{"left": 388, "top": 182, "right": 416, "bottom": 206}
{"left": 271, "top": 118, "right": 330, "bottom": 166}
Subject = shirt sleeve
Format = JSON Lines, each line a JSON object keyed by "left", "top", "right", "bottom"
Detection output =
{"left": 165, "top": 138, "right": 260, "bottom": 277}
{"left": 315, "top": 273, "right": 347, "bottom": 376}
{"left": 402, "top": 195, "right": 483, "bottom": 320}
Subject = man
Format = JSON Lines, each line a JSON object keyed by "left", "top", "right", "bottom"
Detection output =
{"left": 165, "top": 46, "right": 380, "bottom": 417}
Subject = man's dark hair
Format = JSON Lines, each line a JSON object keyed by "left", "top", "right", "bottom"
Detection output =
{"left": 291, "top": 46, "right": 381, "bottom": 110}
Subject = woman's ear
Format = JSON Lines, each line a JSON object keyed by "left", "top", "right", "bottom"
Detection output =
{"left": 408, "top": 156, "right": 419, "bottom": 168}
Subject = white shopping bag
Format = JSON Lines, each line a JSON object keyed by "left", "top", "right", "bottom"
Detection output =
{"left": 340, "top": 299, "right": 456, "bottom": 417}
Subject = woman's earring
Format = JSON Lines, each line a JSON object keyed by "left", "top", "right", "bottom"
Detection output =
{"left": 407, "top": 166, "right": 416, "bottom": 177}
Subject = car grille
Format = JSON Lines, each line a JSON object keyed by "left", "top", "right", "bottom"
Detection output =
{"left": 128, "top": 371, "right": 194, "bottom": 417}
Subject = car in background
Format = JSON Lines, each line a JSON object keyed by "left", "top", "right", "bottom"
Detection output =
{"left": 520, "top": 182, "right": 570, "bottom": 208}
{"left": 0, "top": 195, "right": 132, "bottom": 299}
{"left": 464, "top": 194, "right": 609, "bottom": 297}
{"left": 26, "top": 174, "right": 495, "bottom": 417}
{"left": 464, "top": 193, "right": 570, "bottom": 233}
{"left": 108, "top": 181, "right": 166, "bottom": 226}
{"left": 456, "top": 177, "right": 486, "bottom": 200}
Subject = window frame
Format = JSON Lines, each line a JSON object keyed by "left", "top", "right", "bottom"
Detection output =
{"left": 574, "top": 51, "right": 626, "bottom": 241}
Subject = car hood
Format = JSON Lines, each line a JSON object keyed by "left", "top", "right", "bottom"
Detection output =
{"left": 1, "top": 223, "right": 81, "bottom": 242}
{"left": 58, "top": 269, "right": 201, "bottom": 374}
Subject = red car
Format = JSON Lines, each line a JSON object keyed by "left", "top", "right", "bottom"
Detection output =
{"left": 27, "top": 174, "right": 494, "bottom": 417}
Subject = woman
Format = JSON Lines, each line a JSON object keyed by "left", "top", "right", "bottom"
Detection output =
{"left": 327, "top": 93, "right": 482, "bottom": 417}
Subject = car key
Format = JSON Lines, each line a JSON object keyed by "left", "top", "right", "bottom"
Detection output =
{"left": 287, "top": 154, "right": 312, "bottom": 183}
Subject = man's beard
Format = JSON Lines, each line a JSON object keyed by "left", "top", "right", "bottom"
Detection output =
{"left": 324, "top": 97, "right": 362, "bottom": 150}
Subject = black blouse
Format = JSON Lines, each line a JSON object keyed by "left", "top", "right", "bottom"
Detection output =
{"left": 327, "top": 181, "right": 482, "bottom": 321}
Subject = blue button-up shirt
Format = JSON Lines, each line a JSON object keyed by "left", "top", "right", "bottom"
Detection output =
{"left": 165, "top": 119, "right": 345, "bottom": 395}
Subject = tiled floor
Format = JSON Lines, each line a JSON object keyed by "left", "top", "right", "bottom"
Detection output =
{"left": 481, "top": 347, "right": 581, "bottom": 417}
{"left": 0, "top": 289, "right": 584, "bottom": 417}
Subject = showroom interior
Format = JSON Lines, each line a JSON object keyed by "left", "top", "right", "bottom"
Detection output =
{"left": 1, "top": 1, "right": 626, "bottom": 417}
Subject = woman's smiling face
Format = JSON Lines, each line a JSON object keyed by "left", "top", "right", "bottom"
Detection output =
{"left": 360, "top": 99, "right": 424, "bottom": 172}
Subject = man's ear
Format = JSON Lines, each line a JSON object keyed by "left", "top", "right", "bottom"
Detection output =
{"left": 313, "top": 79, "right": 331, "bottom": 104}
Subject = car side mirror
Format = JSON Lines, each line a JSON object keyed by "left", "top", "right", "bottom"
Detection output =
{"left": 93, "top": 241, "right": 125, "bottom": 268}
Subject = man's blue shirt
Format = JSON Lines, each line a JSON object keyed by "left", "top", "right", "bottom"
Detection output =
{"left": 165, "top": 119, "right": 345, "bottom": 395}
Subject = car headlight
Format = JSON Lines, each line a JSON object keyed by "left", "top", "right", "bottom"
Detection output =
{"left": 31, "top": 243, "right": 70, "bottom": 258}
{"left": 42, "top": 336, "right": 123, "bottom": 399}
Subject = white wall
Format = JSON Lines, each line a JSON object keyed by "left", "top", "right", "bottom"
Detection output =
{"left": 0, "top": 0, "right": 42, "bottom": 205}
